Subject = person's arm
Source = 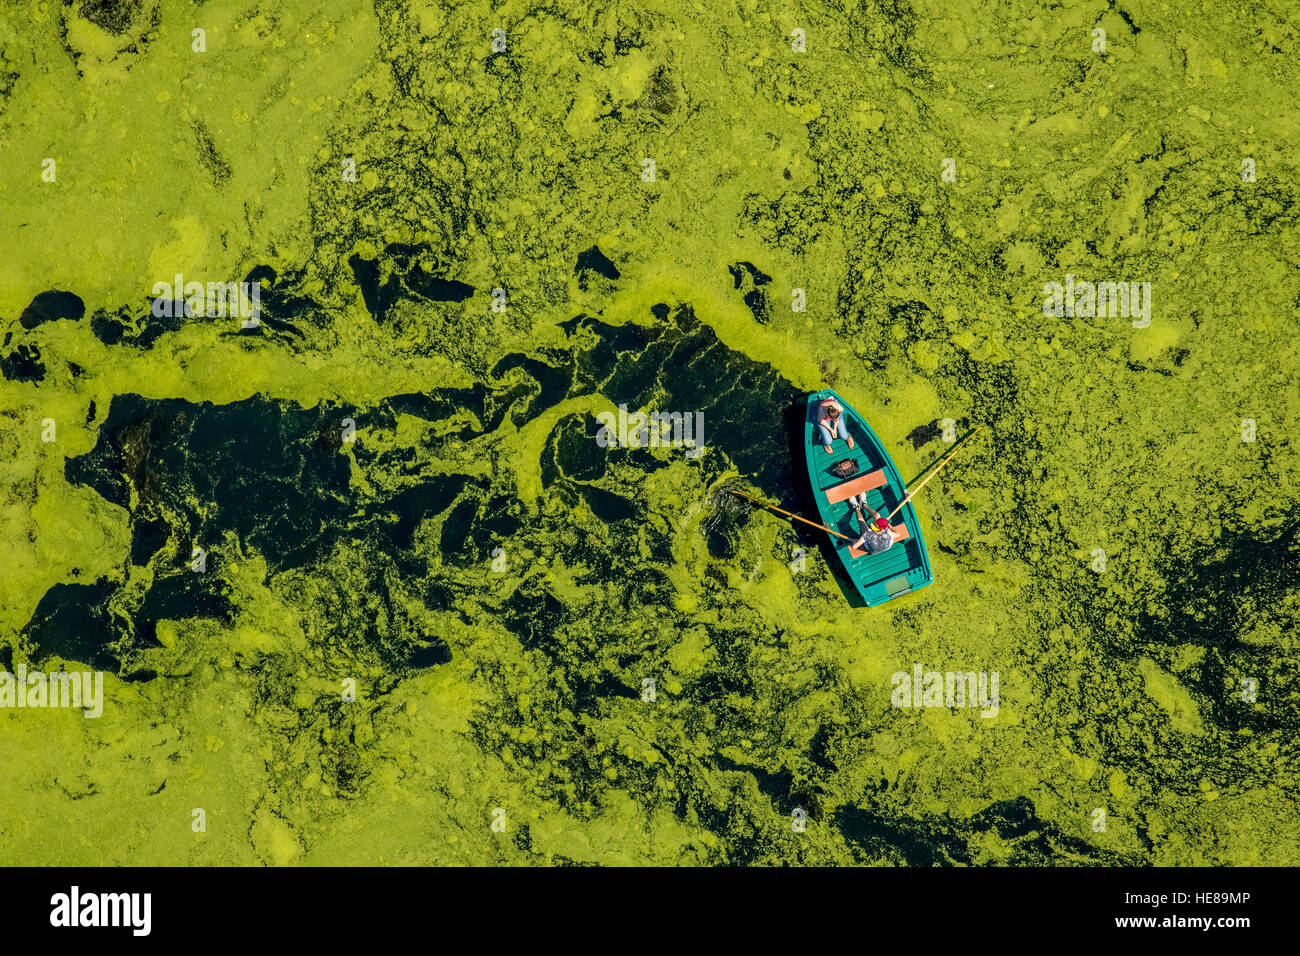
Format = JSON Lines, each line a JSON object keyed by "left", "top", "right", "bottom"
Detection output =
{"left": 861, "top": 502, "right": 897, "bottom": 542}
{"left": 850, "top": 503, "right": 870, "bottom": 540}
{"left": 846, "top": 511, "right": 866, "bottom": 548}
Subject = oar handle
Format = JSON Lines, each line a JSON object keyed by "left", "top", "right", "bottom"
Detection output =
{"left": 728, "top": 489, "right": 855, "bottom": 542}
{"left": 885, "top": 492, "right": 911, "bottom": 522}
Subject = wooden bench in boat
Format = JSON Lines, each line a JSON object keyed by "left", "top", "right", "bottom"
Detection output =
{"left": 822, "top": 469, "right": 886, "bottom": 504}
{"left": 848, "top": 522, "right": 910, "bottom": 558}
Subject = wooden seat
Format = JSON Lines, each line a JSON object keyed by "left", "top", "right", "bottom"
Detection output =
{"left": 848, "top": 523, "right": 910, "bottom": 558}
{"left": 823, "top": 469, "right": 886, "bottom": 504}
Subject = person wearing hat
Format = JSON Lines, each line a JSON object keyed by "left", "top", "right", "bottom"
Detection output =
{"left": 846, "top": 492, "right": 894, "bottom": 554}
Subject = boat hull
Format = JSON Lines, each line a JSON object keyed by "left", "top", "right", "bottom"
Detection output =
{"left": 804, "top": 389, "right": 933, "bottom": 606}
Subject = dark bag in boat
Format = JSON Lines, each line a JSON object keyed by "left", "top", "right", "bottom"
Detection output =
{"left": 830, "top": 458, "right": 859, "bottom": 479}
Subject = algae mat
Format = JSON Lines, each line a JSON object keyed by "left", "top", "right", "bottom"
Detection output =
{"left": 0, "top": 0, "right": 1296, "bottom": 866}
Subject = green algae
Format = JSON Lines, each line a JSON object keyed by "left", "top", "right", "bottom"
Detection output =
{"left": 1, "top": 0, "right": 1298, "bottom": 866}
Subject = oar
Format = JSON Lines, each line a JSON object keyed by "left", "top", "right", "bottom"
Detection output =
{"left": 726, "top": 488, "right": 854, "bottom": 542}
{"left": 886, "top": 426, "right": 981, "bottom": 521}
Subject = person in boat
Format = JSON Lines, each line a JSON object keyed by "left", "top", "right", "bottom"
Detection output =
{"left": 847, "top": 492, "right": 894, "bottom": 554}
{"left": 815, "top": 398, "right": 856, "bottom": 454}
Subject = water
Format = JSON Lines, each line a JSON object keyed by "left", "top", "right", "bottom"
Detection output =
{"left": 0, "top": 0, "right": 1296, "bottom": 867}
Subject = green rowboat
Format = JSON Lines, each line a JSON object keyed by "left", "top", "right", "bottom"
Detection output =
{"left": 804, "top": 388, "right": 933, "bottom": 606}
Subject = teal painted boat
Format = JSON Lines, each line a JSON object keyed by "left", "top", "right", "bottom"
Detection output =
{"left": 804, "top": 388, "right": 932, "bottom": 606}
